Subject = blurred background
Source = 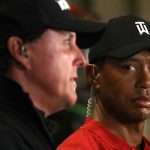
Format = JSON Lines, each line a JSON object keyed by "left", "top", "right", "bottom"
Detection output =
{"left": 67, "top": 0, "right": 150, "bottom": 22}
{"left": 46, "top": 0, "right": 150, "bottom": 148}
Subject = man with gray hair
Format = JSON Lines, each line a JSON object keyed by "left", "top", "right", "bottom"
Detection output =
{"left": 0, "top": 0, "right": 104, "bottom": 149}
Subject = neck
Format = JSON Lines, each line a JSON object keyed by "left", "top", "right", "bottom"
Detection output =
{"left": 94, "top": 103, "right": 145, "bottom": 147}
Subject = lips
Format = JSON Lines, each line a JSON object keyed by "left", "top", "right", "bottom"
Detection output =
{"left": 71, "top": 78, "right": 77, "bottom": 92}
{"left": 133, "top": 96, "right": 150, "bottom": 108}
{"left": 73, "top": 80, "right": 77, "bottom": 91}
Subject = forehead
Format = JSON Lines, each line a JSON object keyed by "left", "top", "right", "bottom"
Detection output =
{"left": 57, "top": 30, "right": 76, "bottom": 36}
{"left": 106, "top": 50, "right": 150, "bottom": 64}
{"left": 123, "top": 50, "right": 150, "bottom": 63}
{"left": 130, "top": 50, "right": 150, "bottom": 59}
{"left": 48, "top": 29, "right": 76, "bottom": 38}
{"left": 26, "top": 29, "right": 76, "bottom": 43}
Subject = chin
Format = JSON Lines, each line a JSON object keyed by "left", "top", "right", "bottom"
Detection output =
{"left": 65, "top": 94, "right": 77, "bottom": 107}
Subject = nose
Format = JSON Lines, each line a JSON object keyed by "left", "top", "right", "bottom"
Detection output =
{"left": 73, "top": 46, "right": 86, "bottom": 67}
{"left": 136, "top": 68, "right": 150, "bottom": 89}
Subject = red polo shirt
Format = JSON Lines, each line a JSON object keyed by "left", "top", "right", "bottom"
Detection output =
{"left": 57, "top": 117, "right": 150, "bottom": 150}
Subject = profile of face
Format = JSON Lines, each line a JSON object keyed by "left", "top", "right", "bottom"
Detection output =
{"left": 12, "top": 29, "right": 86, "bottom": 114}
{"left": 93, "top": 50, "right": 150, "bottom": 123}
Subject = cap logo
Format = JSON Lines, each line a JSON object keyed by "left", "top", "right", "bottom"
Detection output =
{"left": 55, "top": 0, "right": 70, "bottom": 11}
{"left": 135, "top": 21, "right": 150, "bottom": 35}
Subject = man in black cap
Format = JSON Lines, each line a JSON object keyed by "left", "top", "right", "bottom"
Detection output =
{"left": 0, "top": 0, "right": 104, "bottom": 149}
{"left": 57, "top": 15, "right": 150, "bottom": 150}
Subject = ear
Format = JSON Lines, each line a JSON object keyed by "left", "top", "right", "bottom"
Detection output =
{"left": 86, "top": 64, "right": 100, "bottom": 85}
{"left": 7, "top": 36, "right": 30, "bottom": 69}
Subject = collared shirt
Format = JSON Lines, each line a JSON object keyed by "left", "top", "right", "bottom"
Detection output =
{"left": 57, "top": 117, "right": 150, "bottom": 150}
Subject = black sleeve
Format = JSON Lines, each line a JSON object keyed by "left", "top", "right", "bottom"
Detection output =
{"left": 0, "top": 124, "right": 28, "bottom": 150}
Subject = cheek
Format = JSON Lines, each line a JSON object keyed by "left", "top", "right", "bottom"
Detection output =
{"left": 99, "top": 70, "right": 137, "bottom": 116}
{"left": 100, "top": 75, "right": 133, "bottom": 102}
{"left": 28, "top": 51, "right": 59, "bottom": 86}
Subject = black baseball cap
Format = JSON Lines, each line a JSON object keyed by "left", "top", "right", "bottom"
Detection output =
{"left": 89, "top": 15, "right": 150, "bottom": 63}
{"left": 0, "top": 0, "right": 105, "bottom": 49}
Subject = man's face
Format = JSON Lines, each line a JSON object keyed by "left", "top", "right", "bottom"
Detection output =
{"left": 24, "top": 29, "right": 85, "bottom": 114}
{"left": 97, "top": 50, "right": 150, "bottom": 123}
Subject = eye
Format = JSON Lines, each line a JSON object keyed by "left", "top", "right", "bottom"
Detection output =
{"left": 64, "top": 39, "right": 70, "bottom": 45}
{"left": 63, "top": 37, "right": 72, "bottom": 49}
{"left": 62, "top": 32, "right": 75, "bottom": 49}
{"left": 122, "top": 64, "right": 137, "bottom": 71}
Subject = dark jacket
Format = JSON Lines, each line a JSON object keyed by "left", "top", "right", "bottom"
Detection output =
{"left": 0, "top": 76, "right": 54, "bottom": 150}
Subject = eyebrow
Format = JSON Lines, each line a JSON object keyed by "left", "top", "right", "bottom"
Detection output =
{"left": 110, "top": 57, "right": 140, "bottom": 65}
{"left": 56, "top": 30, "right": 76, "bottom": 36}
{"left": 110, "top": 56, "right": 137, "bottom": 61}
{"left": 65, "top": 32, "right": 76, "bottom": 38}
{"left": 62, "top": 32, "right": 77, "bottom": 41}
{"left": 116, "top": 56, "right": 150, "bottom": 65}
{"left": 122, "top": 57, "right": 139, "bottom": 62}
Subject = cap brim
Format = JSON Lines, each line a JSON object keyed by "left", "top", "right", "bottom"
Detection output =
{"left": 107, "top": 42, "right": 150, "bottom": 58}
{"left": 50, "top": 13, "right": 105, "bottom": 49}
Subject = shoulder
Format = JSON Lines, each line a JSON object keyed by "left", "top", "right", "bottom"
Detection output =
{"left": 0, "top": 123, "right": 25, "bottom": 150}
{"left": 57, "top": 118, "right": 110, "bottom": 150}
{"left": 143, "top": 136, "right": 150, "bottom": 147}
{"left": 57, "top": 120, "right": 103, "bottom": 150}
